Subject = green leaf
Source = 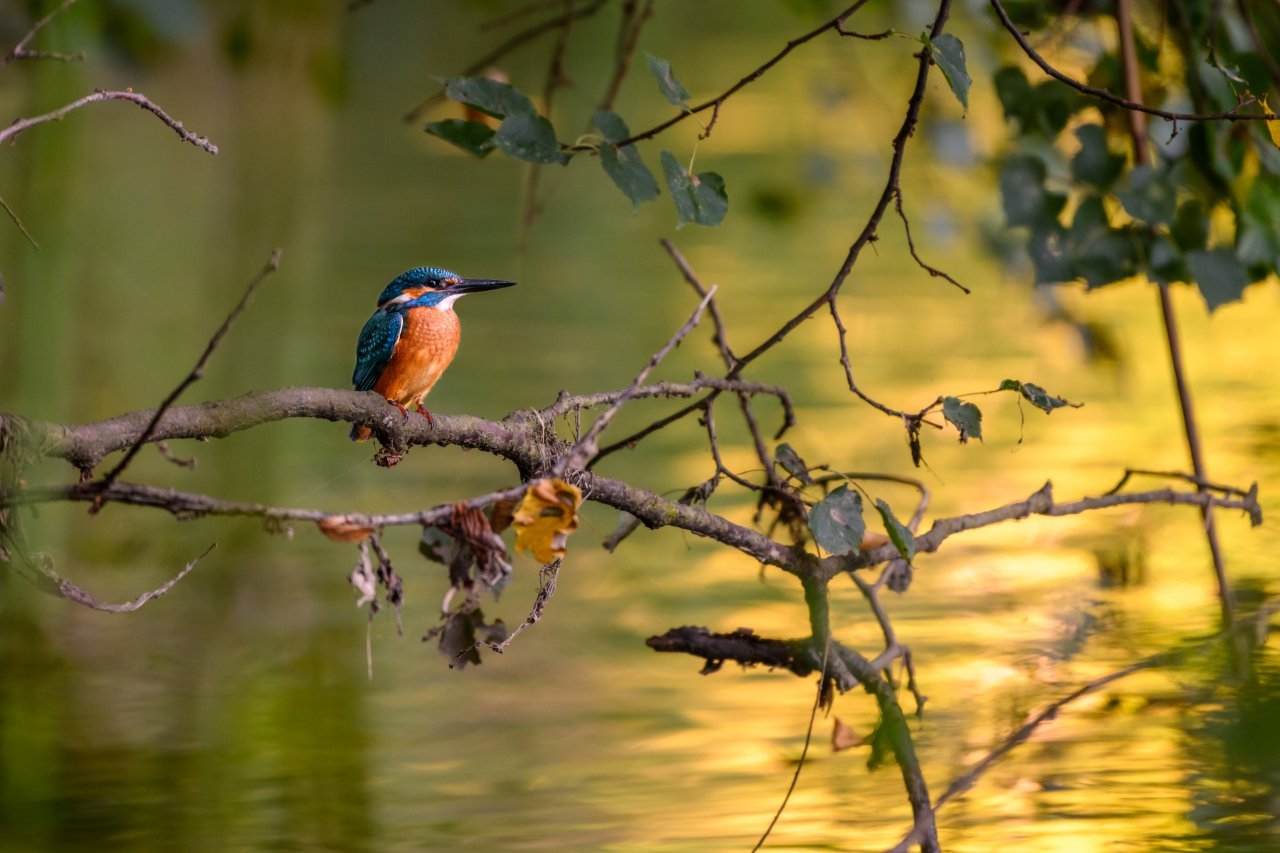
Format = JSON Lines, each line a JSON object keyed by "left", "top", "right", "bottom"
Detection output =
{"left": 595, "top": 112, "right": 659, "bottom": 211}
{"left": 941, "top": 396, "right": 982, "bottom": 442}
{"left": 1066, "top": 199, "right": 1140, "bottom": 288}
{"left": 1149, "top": 236, "right": 1189, "bottom": 285}
{"left": 424, "top": 119, "right": 496, "bottom": 157}
{"left": 494, "top": 112, "right": 568, "bottom": 164}
{"left": 660, "top": 150, "right": 728, "bottom": 227}
{"left": 1020, "top": 382, "right": 1071, "bottom": 411}
{"left": 1001, "top": 156, "right": 1065, "bottom": 226}
{"left": 442, "top": 76, "right": 535, "bottom": 119}
{"left": 873, "top": 499, "right": 915, "bottom": 562}
{"left": 775, "top": 443, "right": 813, "bottom": 485}
{"left": 1070, "top": 124, "right": 1124, "bottom": 188}
{"left": 1171, "top": 200, "right": 1209, "bottom": 251}
{"left": 1002, "top": 379, "right": 1076, "bottom": 412}
{"left": 1187, "top": 248, "right": 1249, "bottom": 312}
{"left": 994, "top": 66, "right": 1033, "bottom": 128}
{"left": 594, "top": 110, "right": 630, "bottom": 144}
{"left": 1117, "top": 165, "right": 1176, "bottom": 226}
{"left": 808, "top": 486, "right": 865, "bottom": 557}
{"left": 928, "top": 33, "right": 971, "bottom": 112}
{"left": 1028, "top": 223, "right": 1071, "bottom": 283}
{"left": 645, "top": 53, "right": 690, "bottom": 107}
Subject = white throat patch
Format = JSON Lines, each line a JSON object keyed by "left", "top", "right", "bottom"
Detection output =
{"left": 433, "top": 293, "right": 463, "bottom": 312}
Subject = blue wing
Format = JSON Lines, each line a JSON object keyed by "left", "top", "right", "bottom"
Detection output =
{"left": 352, "top": 309, "right": 403, "bottom": 391}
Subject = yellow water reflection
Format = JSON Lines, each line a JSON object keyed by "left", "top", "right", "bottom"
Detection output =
{"left": 2, "top": 1, "right": 1279, "bottom": 851}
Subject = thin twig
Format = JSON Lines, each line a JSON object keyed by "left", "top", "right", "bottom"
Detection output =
{"left": 90, "top": 249, "right": 281, "bottom": 500}
{"left": 1104, "top": 468, "right": 1253, "bottom": 498}
{"left": 562, "top": 287, "right": 716, "bottom": 471}
{"left": 571, "top": 0, "right": 876, "bottom": 148}
{"left": 594, "top": 0, "right": 953, "bottom": 464}
{"left": 2, "top": 0, "right": 82, "bottom": 67}
{"left": 988, "top": 0, "right": 1280, "bottom": 125}
{"left": 41, "top": 543, "right": 215, "bottom": 612}
{"left": 0, "top": 194, "right": 38, "bottom": 249}
{"left": 0, "top": 89, "right": 219, "bottom": 154}
{"left": 751, "top": 637, "right": 831, "bottom": 852}
{"left": 1110, "top": 0, "right": 1235, "bottom": 625}
{"left": 594, "top": 0, "right": 655, "bottom": 114}
{"left": 484, "top": 559, "right": 560, "bottom": 653}
{"left": 894, "top": 188, "right": 969, "bottom": 293}
{"left": 479, "top": 0, "right": 568, "bottom": 32}
{"left": 403, "top": 0, "right": 611, "bottom": 123}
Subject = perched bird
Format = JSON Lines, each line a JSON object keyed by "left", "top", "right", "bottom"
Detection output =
{"left": 349, "top": 266, "right": 516, "bottom": 442}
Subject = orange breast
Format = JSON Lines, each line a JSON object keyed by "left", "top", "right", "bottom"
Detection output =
{"left": 372, "top": 306, "right": 461, "bottom": 407}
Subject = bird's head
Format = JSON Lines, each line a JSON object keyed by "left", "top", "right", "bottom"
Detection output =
{"left": 376, "top": 266, "right": 516, "bottom": 312}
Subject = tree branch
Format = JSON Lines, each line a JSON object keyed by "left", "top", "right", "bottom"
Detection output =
{"left": 0, "top": 89, "right": 219, "bottom": 154}
{"left": 91, "top": 249, "right": 280, "bottom": 499}
{"left": 988, "top": 0, "right": 1280, "bottom": 126}
{"left": 2, "top": 0, "right": 83, "bottom": 67}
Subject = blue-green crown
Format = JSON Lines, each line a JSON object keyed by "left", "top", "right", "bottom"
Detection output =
{"left": 376, "top": 267, "right": 458, "bottom": 306}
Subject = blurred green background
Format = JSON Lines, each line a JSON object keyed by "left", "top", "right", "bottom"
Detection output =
{"left": 1, "top": 0, "right": 1278, "bottom": 849}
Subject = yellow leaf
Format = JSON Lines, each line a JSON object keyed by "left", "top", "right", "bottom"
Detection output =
{"left": 1264, "top": 97, "right": 1280, "bottom": 150}
{"left": 513, "top": 478, "right": 581, "bottom": 564}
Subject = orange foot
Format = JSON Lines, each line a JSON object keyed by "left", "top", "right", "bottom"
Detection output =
{"left": 388, "top": 400, "right": 409, "bottom": 418}
{"left": 416, "top": 403, "right": 435, "bottom": 427}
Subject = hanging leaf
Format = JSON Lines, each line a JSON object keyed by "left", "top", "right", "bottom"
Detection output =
{"left": 832, "top": 717, "right": 865, "bottom": 752}
{"left": 927, "top": 33, "right": 971, "bottom": 112}
{"left": 775, "top": 442, "right": 814, "bottom": 485}
{"left": 513, "top": 479, "right": 582, "bottom": 564}
{"left": 317, "top": 515, "right": 375, "bottom": 543}
{"left": 660, "top": 150, "right": 728, "bottom": 227}
{"left": 645, "top": 52, "right": 691, "bottom": 107}
{"left": 1117, "top": 165, "right": 1176, "bottom": 226}
{"left": 941, "top": 396, "right": 983, "bottom": 442}
{"left": 442, "top": 76, "right": 535, "bottom": 119}
{"left": 595, "top": 111, "right": 659, "bottom": 210}
{"left": 999, "top": 379, "right": 1078, "bottom": 412}
{"left": 873, "top": 499, "right": 915, "bottom": 562}
{"left": 1187, "top": 248, "right": 1249, "bottom": 312}
{"left": 808, "top": 485, "right": 865, "bottom": 557}
{"left": 1070, "top": 124, "right": 1124, "bottom": 188}
{"left": 425, "top": 119, "right": 496, "bottom": 157}
{"left": 495, "top": 112, "right": 568, "bottom": 164}
{"left": 1262, "top": 96, "right": 1280, "bottom": 150}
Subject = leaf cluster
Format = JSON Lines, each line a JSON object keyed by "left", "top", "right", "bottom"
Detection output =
{"left": 993, "top": 4, "right": 1280, "bottom": 311}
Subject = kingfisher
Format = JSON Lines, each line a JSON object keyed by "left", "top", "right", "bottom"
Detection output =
{"left": 349, "top": 266, "right": 516, "bottom": 442}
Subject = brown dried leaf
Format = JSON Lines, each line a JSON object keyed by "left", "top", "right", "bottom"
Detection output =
{"left": 859, "top": 530, "right": 890, "bottom": 550}
{"left": 513, "top": 478, "right": 581, "bottom": 564}
{"left": 489, "top": 497, "right": 517, "bottom": 534}
{"left": 318, "top": 515, "right": 375, "bottom": 543}
{"left": 832, "top": 717, "right": 864, "bottom": 752}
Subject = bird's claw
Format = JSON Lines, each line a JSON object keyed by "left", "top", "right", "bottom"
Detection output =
{"left": 416, "top": 404, "right": 435, "bottom": 427}
{"left": 388, "top": 400, "right": 409, "bottom": 419}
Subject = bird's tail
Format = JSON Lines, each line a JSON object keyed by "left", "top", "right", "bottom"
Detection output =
{"left": 349, "top": 423, "right": 372, "bottom": 442}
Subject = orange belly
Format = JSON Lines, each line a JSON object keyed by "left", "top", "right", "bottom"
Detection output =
{"left": 373, "top": 306, "right": 461, "bottom": 407}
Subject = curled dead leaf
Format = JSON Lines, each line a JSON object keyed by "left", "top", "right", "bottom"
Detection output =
{"left": 317, "top": 515, "right": 375, "bottom": 543}
{"left": 859, "top": 530, "right": 890, "bottom": 550}
{"left": 832, "top": 717, "right": 864, "bottom": 752}
{"left": 513, "top": 478, "right": 581, "bottom": 564}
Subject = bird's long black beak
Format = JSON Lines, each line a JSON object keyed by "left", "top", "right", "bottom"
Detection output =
{"left": 453, "top": 278, "right": 517, "bottom": 294}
